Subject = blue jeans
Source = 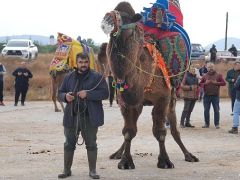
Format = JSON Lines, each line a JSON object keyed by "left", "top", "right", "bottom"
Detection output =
{"left": 230, "top": 88, "right": 236, "bottom": 112}
{"left": 203, "top": 95, "right": 220, "bottom": 126}
{"left": 233, "top": 100, "right": 240, "bottom": 128}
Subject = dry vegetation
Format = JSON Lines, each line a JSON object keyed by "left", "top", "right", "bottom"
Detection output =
{"left": 0, "top": 54, "right": 54, "bottom": 100}
{"left": 0, "top": 56, "right": 233, "bottom": 101}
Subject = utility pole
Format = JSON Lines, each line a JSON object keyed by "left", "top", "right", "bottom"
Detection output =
{"left": 224, "top": 12, "right": 228, "bottom": 50}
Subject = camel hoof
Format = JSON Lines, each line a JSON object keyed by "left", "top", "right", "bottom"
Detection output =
{"left": 117, "top": 156, "right": 135, "bottom": 170}
{"left": 55, "top": 109, "right": 61, "bottom": 112}
{"left": 110, "top": 152, "right": 122, "bottom": 159}
{"left": 185, "top": 153, "right": 199, "bottom": 162}
{"left": 157, "top": 156, "right": 175, "bottom": 169}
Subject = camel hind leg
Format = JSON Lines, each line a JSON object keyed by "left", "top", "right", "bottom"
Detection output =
{"left": 168, "top": 89, "right": 199, "bottom": 162}
{"left": 152, "top": 97, "right": 174, "bottom": 169}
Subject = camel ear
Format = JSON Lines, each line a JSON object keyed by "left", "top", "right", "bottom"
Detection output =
{"left": 131, "top": 13, "right": 142, "bottom": 23}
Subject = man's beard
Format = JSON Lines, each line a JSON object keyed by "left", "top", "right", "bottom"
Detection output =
{"left": 78, "top": 66, "right": 89, "bottom": 73}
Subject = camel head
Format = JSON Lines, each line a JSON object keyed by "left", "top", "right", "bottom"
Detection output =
{"left": 101, "top": 1, "right": 144, "bottom": 81}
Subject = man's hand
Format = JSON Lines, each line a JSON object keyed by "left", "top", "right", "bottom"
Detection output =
{"left": 23, "top": 72, "right": 28, "bottom": 76}
{"left": 205, "top": 80, "right": 211, "bottom": 85}
{"left": 231, "top": 79, "right": 235, "bottom": 82}
{"left": 17, "top": 72, "right": 22, "bottom": 76}
{"left": 66, "top": 92, "right": 75, "bottom": 102}
{"left": 78, "top": 90, "right": 87, "bottom": 99}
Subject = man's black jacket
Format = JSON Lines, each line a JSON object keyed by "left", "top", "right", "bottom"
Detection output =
{"left": 12, "top": 68, "right": 33, "bottom": 88}
{"left": 58, "top": 70, "right": 109, "bottom": 128}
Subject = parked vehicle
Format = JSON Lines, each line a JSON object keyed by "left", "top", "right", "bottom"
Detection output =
{"left": 205, "top": 50, "right": 240, "bottom": 61}
{"left": 1, "top": 39, "right": 38, "bottom": 60}
{"left": 191, "top": 43, "right": 205, "bottom": 60}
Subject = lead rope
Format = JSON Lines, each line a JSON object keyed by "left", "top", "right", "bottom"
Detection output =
{"left": 75, "top": 65, "right": 108, "bottom": 146}
{"left": 76, "top": 98, "right": 87, "bottom": 146}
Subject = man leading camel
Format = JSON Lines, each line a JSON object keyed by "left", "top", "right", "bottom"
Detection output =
{"left": 58, "top": 53, "right": 109, "bottom": 179}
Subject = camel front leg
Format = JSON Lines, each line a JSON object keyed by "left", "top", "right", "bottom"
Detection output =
{"left": 168, "top": 95, "right": 199, "bottom": 162}
{"left": 114, "top": 105, "right": 143, "bottom": 170}
{"left": 152, "top": 97, "right": 174, "bottom": 169}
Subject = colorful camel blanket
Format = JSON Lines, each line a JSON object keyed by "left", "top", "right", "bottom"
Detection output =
{"left": 141, "top": 0, "right": 190, "bottom": 88}
{"left": 49, "top": 32, "right": 95, "bottom": 77}
{"left": 141, "top": 0, "right": 191, "bottom": 61}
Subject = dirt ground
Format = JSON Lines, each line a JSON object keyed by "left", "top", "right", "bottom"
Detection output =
{"left": 0, "top": 99, "right": 240, "bottom": 180}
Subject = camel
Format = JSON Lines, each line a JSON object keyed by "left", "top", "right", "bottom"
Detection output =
{"left": 50, "top": 33, "right": 97, "bottom": 112}
{"left": 97, "top": 42, "right": 109, "bottom": 76}
{"left": 101, "top": 1, "right": 199, "bottom": 169}
{"left": 50, "top": 72, "right": 66, "bottom": 112}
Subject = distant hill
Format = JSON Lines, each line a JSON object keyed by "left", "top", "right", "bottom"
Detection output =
{"left": 0, "top": 35, "right": 57, "bottom": 45}
{"left": 204, "top": 37, "right": 240, "bottom": 51}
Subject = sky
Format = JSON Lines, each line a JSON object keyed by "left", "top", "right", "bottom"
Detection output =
{"left": 0, "top": 0, "right": 239, "bottom": 47}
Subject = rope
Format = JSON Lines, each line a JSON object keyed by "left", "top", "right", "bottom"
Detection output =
{"left": 116, "top": 53, "right": 190, "bottom": 78}
{"left": 74, "top": 65, "right": 109, "bottom": 146}
{"left": 76, "top": 98, "right": 87, "bottom": 146}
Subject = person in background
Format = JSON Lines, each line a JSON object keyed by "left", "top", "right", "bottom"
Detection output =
{"left": 200, "top": 62, "right": 226, "bottom": 129}
{"left": 228, "top": 44, "right": 238, "bottom": 57}
{"left": 228, "top": 74, "right": 240, "bottom": 134}
{"left": 12, "top": 61, "right": 33, "bottom": 106}
{"left": 198, "top": 61, "right": 209, "bottom": 101}
{"left": 194, "top": 64, "right": 201, "bottom": 81}
{"left": 180, "top": 66, "right": 199, "bottom": 128}
{"left": 0, "top": 62, "right": 7, "bottom": 106}
{"left": 107, "top": 71, "right": 115, "bottom": 107}
{"left": 58, "top": 53, "right": 109, "bottom": 179}
{"left": 209, "top": 44, "right": 217, "bottom": 63}
{"left": 225, "top": 61, "right": 240, "bottom": 115}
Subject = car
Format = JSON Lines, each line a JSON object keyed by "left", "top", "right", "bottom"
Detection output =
{"left": 1, "top": 39, "right": 38, "bottom": 60}
{"left": 191, "top": 43, "right": 205, "bottom": 60}
{"left": 205, "top": 50, "right": 240, "bottom": 62}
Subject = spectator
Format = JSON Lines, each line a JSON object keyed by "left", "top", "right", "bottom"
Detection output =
{"left": 228, "top": 44, "right": 238, "bottom": 57}
{"left": 200, "top": 62, "right": 226, "bottom": 129}
{"left": 228, "top": 75, "right": 240, "bottom": 134}
{"left": 198, "top": 61, "right": 209, "bottom": 101}
{"left": 107, "top": 71, "right": 115, "bottom": 107}
{"left": 194, "top": 63, "right": 201, "bottom": 81}
{"left": 225, "top": 61, "right": 240, "bottom": 114}
{"left": 12, "top": 62, "right": 33, "bottom": 106}
{"left": 0, "top": 62, "right": 7, "bottom": 106}
{"left": 180, "top": 66, "right": 199, "bottom": 128}
{"left": 209, "top": 44, "right": 217, "bottom": 62}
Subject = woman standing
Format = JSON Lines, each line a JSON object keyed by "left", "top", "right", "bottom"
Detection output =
{"left": 180, "top": 66, "right": 199, "bottom": 128}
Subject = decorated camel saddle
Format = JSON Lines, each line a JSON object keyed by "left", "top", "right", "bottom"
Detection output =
{"left": 141, "top": 0, "right": 191, "bottom": 87}
{"left": 49, "top": 33, "right": 96, "bottom": 77}
{"left": 102, "top": 0, "right": 190, "bottom": 90}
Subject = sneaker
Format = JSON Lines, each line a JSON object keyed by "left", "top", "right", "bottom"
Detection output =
{"left": 14, "top": 103, "right": 18, "bottom": 106}
{"left": 0, "top": 102, "right": 5, "bottom": 106}
{"left": 230, "top": 113, "right": 233, "bottom": 116}
{"left": 202, "top": 124, "right": 209, "bottom": 128}
{"left": 185, "top": 123, "right": 195, "bottom": 128}
{"left": 215, "top": 125, "right": 220, "bottom": 129}
{"left": 228, "top": 127, "right": 238, "bottom": 134}
{"left": 21, "top": 103, "right": 25, "bottom": 106}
